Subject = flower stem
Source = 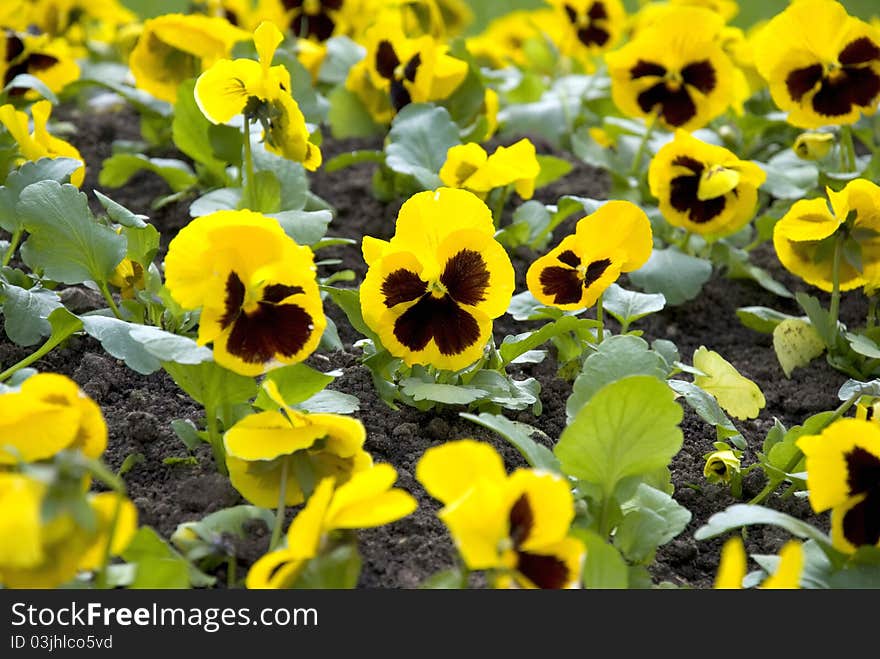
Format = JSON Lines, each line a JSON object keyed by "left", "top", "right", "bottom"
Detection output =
{"left": 204, "top": 405, "right": 228, "bottom": 476}
{"left": 0, "top": 321, "right": 80, "bottom": 383}
{"left": 491, "top": 185, "right": 512, "bottom": 229}
{"left": 98, "top": 281, "right": 122, "bottom": 319}
{"left": 628, "top": 113, "right": 657, "bottom": 178}
{"left": 2, "top": 227, "right": 23, "bottom": 266}
{"left": 828, "top": 233, "right": 843, "bottom": 349}
{"left": 242, "top": 116, "right": 256, "bottom": 209}
{"left": 840, "top": 125, "right": 857, "bottom": 173}
{"left": 270, "top": 457, "right": 290, "bottom": 552}
{"left": 595, "top": 292, "right": 604, "bottom": 344}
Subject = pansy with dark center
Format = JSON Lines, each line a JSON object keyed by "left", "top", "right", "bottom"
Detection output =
{"left": 563, "top": 1, "right": 611, "bottom": 48}
{"left": 527, "top": 201, "right": 653, "bottom": 311}
{"left": 798, "top": 419, "right": 880, "bottom": 552}
{"left": 606, "top": 6, "right": 735, "bottom": 131}
{"left": 284, "top": 0, "right": 343, "bottom": 42}
{"left": 648, "top": 130, "right": 766, "bottom": 238}
{"left": 164, "top": 208, "right": 326, "bottom": 376}
{"left": 755, "top": 0, "right": 880, "bottom": 129}
{"left": 416, "top": 440, "right": 586, "bottom": 590}
{"left": 374, "top": 39, "right": 421, "bottom": 111}
{"left": 1, "top": 29, "right": 79, "bottom": 97}
{"left": 360, "top": 188, "right": 515, "bottom": 371}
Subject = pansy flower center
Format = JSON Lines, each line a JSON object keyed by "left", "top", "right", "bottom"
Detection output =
{"left": 629, "top": 58, "right": 717, "bottom": 127}
{"left": 668, "top": 155, "right": 731, "bottom": 224}
{"left": 504, "top": 494, "right": 570, "bottom": 588}
{"left": 375, "top": 40, "right": 422, "bottom": 112}
{"left": 538, "top": 249, "right": 612, "bottom": 305}
{"left": 840, "top": 446, "right": 880, "bottom": 547}
{"left": 563, "top": 2, "right": 611, "bottom": 48}
{"left": 286, "top": 0, "right": 342, "bottom": 41}
{"left": 784, "top": 36, "right": 880, "bottom": 118}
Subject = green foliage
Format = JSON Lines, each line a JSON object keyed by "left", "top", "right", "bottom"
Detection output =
{"left": 385, "top": 104, "right": 461, "bottom": 189}
{"left": 628, "top": 247, "right": 714, "bottom": 306}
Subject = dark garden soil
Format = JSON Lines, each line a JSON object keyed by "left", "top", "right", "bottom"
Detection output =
{"left": 2, "top": 103, "right": 856, "bottom": 589}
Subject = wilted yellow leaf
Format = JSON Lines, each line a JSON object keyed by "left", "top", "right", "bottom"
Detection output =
{"left": 772, "top": 319, "right": 825, "bottom": 378}
{"left": 693, "top": 346, "right": 766, "bottom": 420}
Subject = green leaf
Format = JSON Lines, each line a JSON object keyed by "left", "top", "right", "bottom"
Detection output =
{"left": 757, "top": 151, "right": 819, "bottom": 199}
{"left": 460, "top": 412, "right": 560, "bottom": 473}
{"left": 81, "top": 316, "right": 164, "bottom": 375}
{"left": 129, "top": 325, "right": 215, "bottom": 364}
{"left": 575, "top": 529, "right": 629, "bottom": 589}
{"left": 400, "top": 378, "right": 488, "bottom": 405}
{"left": 122, "top": 526, "right": 215, "bottom": 588}
{"left": 534, "top": 155, "right": 573, "bottom": 189}
{"left": 795, "top": 291, "right": 835, "bottom": 347}
{"left": 272, "top": 209, "right": 332, "bottom": 245}
{"left": 163, "top": 361, "right": 258, "bottom": 410}
{"left": 773, "top": 318, "right": 825, "bottom": 378}
{"left": 614, "top": 484, "right": 692, "bottom": 564}
{"left": 3, "top": 73, "right": 57, "bottom": 103}
{"left": 627, "top": 247, "right": 713, "bottom": 306}
{"left": 839, "top": 378, "right": 880, "bottom": 400}
{"left": 253, "top": 363, "right": 335, "bottom": 409}
{"left": 498, "top": 315, "right": 581, "bottom": 364}
{"left": 692, "top": 346, "right": 765, "bottom": 420}
{"left": 172, "top": 79, "right": 236, "bottom": 182}
{"left": 171, "top": 505, "right": 275, "bottom": 562}
{"left": 98, "top": 154, "right": 196, "bottom": 192}
{"left": 118, "top": 452, "right": 145, "bottom": 476}
{"left": 18, "top": 181, "right": 125, "bottom": 285}
{"left": 668, "top": 380, "right": 745, "bottom": 450}
{"left": 0, "top": 283, "right": 62, "bottom": 346}
{"left": 495, "top": 200, "right": 551, "bottom": 248}
{"left": 325, "top": 150, "right": 386, "bottom": 173}
{"left": 93, "top": 190, "right": 149, "bottom": 228}
{"left": 0, "top": 157, "right": 82, "bottom": 232}
{"left": 556, "top": 375, "right": 684, "bottom": 498}
{"left": 846, "top": 332, "right": 880, "bottom": 359}
{"left": 295, "top": 389, "right": 360, "bottom": 414}
{"left": 694, "top": 504, "right": 838, "bottom": 557}
{"left": 327, "top": 85, "right": 383, "bottom": 139}
{"left": 737, "top": 306, "right": 799, "bottom": 334}
{"left": 601, "top": 283, "right": 665, "bottom": 328}
{"left": 323, "top": 286, "right": 381, "bottom": 344}
{"left": 123, "top": 223, "right": 160, "bottom": 267}
{"left": 418, "top": 567, "right": 466, "bottom": 589}
{"left": 246, "top": 169, "right": 282, "bottom": 213}
{"left": 317, "top": 36, "right": 365, "bottom": 87}
{"left": 385, "top": 104, "right": 460, "bottom": 190}
{"left": 171, "top": 419, "right": 203, "bottom": 451}
{"left": 566, "top": 335, "right": 668, "bottom": 422}
{"left": 293, "top": 544, "right": 362, "bottom": 589}
{"left": 252, "top": 142, "right": 308, "bottom": 211}
{"left": 189, "top": 188, "right": 241, "bottom": 216}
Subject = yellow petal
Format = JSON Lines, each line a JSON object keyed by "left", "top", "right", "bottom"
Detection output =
{"left": 77, "top": 493, "right": 138, "bottom": 571}
{"left": 714, "top": 536, "right": 745, "bottom": 589}
{"left": 194, "top": 58, "right": 262, "bottom": 124}
{"left": 224, "top": 411, "right": 326, "bottom": 461}
{"left": 507, "top": 469, "right": 575, "bottom": 551}
{"left": 774, "top": 198, "right": 839, "bottom": 243}
{"left": 253, "top": 21, "right": 283, "bottom": 73}
{"left": 326, "top": 463, "right": 417, "bottom": 529}
{"left": 760, "top": 540, "right": 803, "bottom": 589}
{"left": 0, "top": 473, "right": 45, "bottom": 570}
{"left": 416, "top": 439, "right": 507, "bottom": 505}
{"left": 286, "top": 477, "right": 335, "bottom": 558}
{"left": 246, "top": 548, "right": 304, "bottom": 588}
{"left": 438, "top": 479, "right": 509, "bottom": 570}
{"left": 226, "top": 455, "right": 306, "bottom": 508}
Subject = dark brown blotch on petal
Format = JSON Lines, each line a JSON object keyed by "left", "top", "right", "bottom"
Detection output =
{"left": 390, "top": 79, "right": 412, "bottom": 112}
{"left": 323, "top": 0, "right": 344, "bottom": 10}
{"left": 376, "top": 40, "right": 400, "bottom": 79}
{"left": 5, "top": 33, "right": 24, "bottom": 62}
{"left": 441, "top": 249, "right": 490, "bottom": 307}
{"left": 845, "top": 446, "right": 880, "bottom": 496}
{"left": 637, "top": 82, "right": 697, "bottom": 127}
{"left": 382, "top": 269, "right": 428, "bottom": 308}
{"left": 564, "top": 4, "right": 577, "bottom": 24}
{"left": 220, "top": 272, "right": 246, "bottom": 330}
{"left": 630, "top": 60, "right": 666, "bottom": 80}
{"left": 291, "top": 11, "right": 335, "bottom": 41}
{"left": 263, "top": 283, "right": 304, "bottom": 304}
{"left": 786, "top": 63, "right": 823, "bottom": 102}
{"left": 669, "top": 175, "right": 727, "bottom": 223}
{"left": 841, "top": 490, "right": 880, "bottom": 549}
{"left": 516, "top": 551, "right": 570, "bottom": 589}
{"left": 578, "top": 25, "right": 609, "bottom": 48}
{"left": 509, "top": 495, "right": 534, "bottom": 548}
{"left": 539, "top": 266, "right": 583, "bottom": 305}
{"left": 225, "top": 302, "right": 314, "bottom": 364}
{"left": 681, "top": 60, "right": 716, "bottom": 94}
{"left": 393, "top": 294, "right": 482, "bottom": 356}
{"left": 588, "top": 1, "right": 608, "bottom": 20}
{"left": 671, "top": 155, "right": 704, "bottom": 175}
{"left": 583, "top": 258, "right": 611, "bottom": 288}
{"left": 812, "top": 67, "right": 880, "bottom": 116}
{"left": 403, "top": 54, "right": 421, "bottom": 83}
{"left": 838, "top": 37, "right": 880, "bottom": 66}
{"left": 557, "top": 250, "right": 580, "bottom": 268}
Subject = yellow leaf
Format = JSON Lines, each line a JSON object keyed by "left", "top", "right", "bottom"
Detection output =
{"left": 772, "top": 318, "right": 825, "bottom": 378}
{"left": 693, "top": 346, "right": 765, "bottom": 420}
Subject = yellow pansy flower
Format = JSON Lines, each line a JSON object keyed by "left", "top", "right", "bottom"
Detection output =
{"left": 0, "top": 100, "right": 85, "bottom": 187}
{"left": 550, "top": 0, "right": 626, "bottom": 61}
{"left": 773, "top": 178, "right": 880, "bottom": 293}
{"left": 0, "top": 487, "right": 138, "bottom": 589}
{"left": 416, "top": 440, "right": 585, "bottom": 589}
{"left": 703, "top": 449, "right": 740, "bottom": 485}
{"left": 714, "top": 537, "right": 803, "bottom": 589}
{"left": 465, "top": 9, "right": 564, "bottom": 70}
{"left": 194, "top": 21, "right": 321, "bottom": 170}
{"left": 224, "top": 381, "right": 372, "bottom": 508}
{"left": 606, "top": 6, "right": 736, "bottom": 131}
{"left": 797, "top": 418, "right": 880, "bottom": 553}
{"left": 439, "top": 138, "right": 540, "bottom": 200}
{"left": 360, "top": 188, "right": 515, "bottom": 371}
{"left": 0, "top": 29, "right": 80, "bottom": 97}
{"left": 526, "top": 201, "right": 652, "bottom": 310}
{"left": 129, "top": 13, "right": 249, "bottom": 104}
{"left": 164, "top": 209, "right": 326, "bottom": 376}
{"left": 754, "top": 0, "right": 880, "bottom": 129}
{"left": 363, "top": 17, "right": 467, "bottom": 114}
{"left": 0, "top": 373, "right": 106, "bottom": 464}
{"left": 793, "top": 131, "right": 835, "bottom": 161}
{"left": 246, "top": 463, "right": 417, "bottom": 588}
{"left": 648, "top": 130, "right": 766, "bottom": 238}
